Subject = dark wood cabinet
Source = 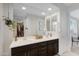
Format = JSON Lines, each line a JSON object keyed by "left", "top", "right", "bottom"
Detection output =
{"left": 47, "top": 39, "right": 58, "bottom": 56}
{"left": 12, "top": 46, "right": 26, "bottom": 56}
{"left": 11, "top": 39, "right": 59, "bottom": 56}
{"left": 38, "top": 42, "right": 47, "bottom": 56}
{"left": 28, "top": 44, "right": 39, "bottom": 56}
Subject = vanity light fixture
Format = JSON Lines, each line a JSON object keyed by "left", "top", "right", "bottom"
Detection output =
{"left": 48, "top": 8, "right": 52, "bottom": 11}
{"left": 22, "top": 7, "right": 26, "bottom": 10}
{"left": 41, "top": 12, "right": 46, "bottom": 15}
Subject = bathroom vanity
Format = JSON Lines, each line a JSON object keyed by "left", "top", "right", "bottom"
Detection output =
{"left": 9, "top": 11, "right": 60, "bottom": 56}
{"left": 10, "top": 36, "right": 59, "bottom": 56}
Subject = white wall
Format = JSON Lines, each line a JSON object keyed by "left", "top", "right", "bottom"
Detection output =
{"left": 3, "top": 25, "right": 13, "bottom": 56}
{"left": 77, "top": 20, "right": 79, "bottom": 36}
{"left": 3, "top": 3, "right": 13, "bottom": 20}
{"left": 2, "top": 3, "right": 13, "bottom": 56}
{"left": 53, "top": 4, "right": 71, "bottom": 55}
{"left": 0, "top": 3, "right": 4, "bottom": 56}
{"left": 59, "top": 7, "right": 71, "bottom": 55}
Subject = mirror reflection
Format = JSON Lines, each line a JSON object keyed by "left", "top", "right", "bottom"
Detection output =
{"left": 10, "top": 3, "right": 60, "bottom": 39}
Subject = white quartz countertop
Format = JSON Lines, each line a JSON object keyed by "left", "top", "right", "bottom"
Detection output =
{"left": 10, "top": 36, "right": 58, "bottom": 48}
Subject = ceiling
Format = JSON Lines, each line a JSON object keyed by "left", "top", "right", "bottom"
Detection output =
{"left": 10, "top": 3, "right": 59, "bottom": 20}
{"left": 70, "top": 9, "right": 79, "bottom": 19}
{"left": 63, "top": 3, "right": 79, "bottom": 19}
{"left": 9, "top": 3, "right": 79, "bottom": 20}
{"left": 65, "top": 3, "right": 79, "bottom": 19}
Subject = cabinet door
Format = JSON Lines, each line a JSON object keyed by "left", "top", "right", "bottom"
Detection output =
{"left": 47, "top": 44, "right": 57, "bottom": 56}
{"left": 27, "top": 44, "right": 39, "bottom": 56}
{"left": 12, "top": 46, "right": 26, "bottom": 56}
{"left": 38, "top": 42, "right": 47, "bottom": 56}
{"left": 47, "top": 40, "right": 58, "bottom": 56}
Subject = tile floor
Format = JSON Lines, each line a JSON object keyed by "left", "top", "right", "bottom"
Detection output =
{"left": 61, "top": 42, "right": 79, "bottom": 56}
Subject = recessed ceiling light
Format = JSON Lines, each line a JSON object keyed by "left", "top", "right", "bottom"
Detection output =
{"left": 41, "top": 12, "right": 46, "bottom": 15}
{"left": 48, "top": 8, "right": 52, "bottom": 11}
{"left": 22, "top": 7, "right": 26, "bottom": 10}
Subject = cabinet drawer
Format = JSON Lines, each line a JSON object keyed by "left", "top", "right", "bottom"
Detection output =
{"left": 39, "top": 42, "right": 47, "bottom": 47}
{"left": 47, "top": 39, "right": 58, "bottom": 44}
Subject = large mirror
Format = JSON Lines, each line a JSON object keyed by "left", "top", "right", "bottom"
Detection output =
{"left": 9, "top": 3, "right": 60, "bottom": 40}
